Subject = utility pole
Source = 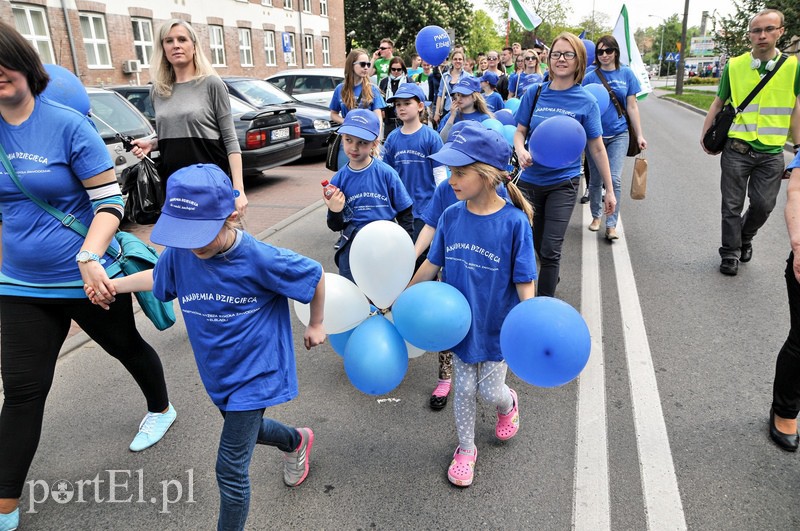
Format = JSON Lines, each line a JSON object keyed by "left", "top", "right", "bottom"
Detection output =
{"left": 675, "top": 0, "right": 690, "bottom": 95}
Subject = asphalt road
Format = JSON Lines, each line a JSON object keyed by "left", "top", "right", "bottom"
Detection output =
{"left": 7, "top": 94, "right": 800, "bottom": 530}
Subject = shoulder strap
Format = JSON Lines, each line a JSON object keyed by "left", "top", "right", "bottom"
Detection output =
{"left": 735, "top": 53, "right": 788, "bottom": 113}
{"left": 532, "top": 83, "right": 543, "bottom": 110}
{"left": 595, "top": 69, "right": 625, "bottom": 118}
{"left": 0, "top": 142, "right": 121, "bottom": 259}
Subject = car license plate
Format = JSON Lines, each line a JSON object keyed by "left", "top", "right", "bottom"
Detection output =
{"left": 271, "top": 128, "right": 289, "bottom": 141}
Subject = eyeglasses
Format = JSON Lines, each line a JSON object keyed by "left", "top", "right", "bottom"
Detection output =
{"left": 379, "top": 46, "right": 391, "bottom": 50}
{"left": 597, "top": 48, "right": 618, "bottom": 56}
{"left": 524, "top": 56, "right": 537, "bottom": 61}
{"left": 390, "top": 67, "right": 403, "bottom": 72}
{"left": 550, "top": 51, "right": 577, "bottom": 60}
{"left": 749, "top": 26, "right": 782, "bottom": 35}
{"left": 355, "top": 61, "right": 371, "bottom": 68}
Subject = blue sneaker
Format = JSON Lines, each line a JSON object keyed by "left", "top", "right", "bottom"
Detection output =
{"left": 0, "top": 507, "right": 19, "bottom": 531}
{"left": 129, "top": 403, "right": 176, "bottom": 452}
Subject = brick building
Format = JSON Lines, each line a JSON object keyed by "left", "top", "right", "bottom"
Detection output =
{"left": 1, "top": 0, "right": 346, "bottom": 87}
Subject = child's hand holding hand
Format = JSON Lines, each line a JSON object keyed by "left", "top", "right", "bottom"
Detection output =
{"left": 84, "top": 281, "right": 116, "bottom": 310}
{"left": 323, "top": 188, "right": 346, "bottom": 213}
{"left": 304, "top": 323, "right": 326, "bottom": 350}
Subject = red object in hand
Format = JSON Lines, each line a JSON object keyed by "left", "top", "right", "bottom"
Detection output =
{"left": 321, "top": 179, "right": 337, "bottom": 198}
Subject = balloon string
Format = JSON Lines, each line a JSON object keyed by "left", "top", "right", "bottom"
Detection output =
{"left": 476, "top": 362, "right": 504, "bottom": 386}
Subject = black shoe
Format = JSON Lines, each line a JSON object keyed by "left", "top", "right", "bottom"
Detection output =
{"left": 580, "top": 190, "right": 590, "bottom": 204}
{"left": 719, "top": 258, "right": 738, "bottom": 276}
{"left": 740, "top": 243, "right": 753, "bottom": 263}
{"left": 430, "top": 395, "right": 448, "bottom": 410}
{"left": 769, "top": 409, "right": 799, "bottom": 452}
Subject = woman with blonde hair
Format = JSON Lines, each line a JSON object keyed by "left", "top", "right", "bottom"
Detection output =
{"left": 509, "top": 49, "right": 544, "bottom": 99}
{"left": 131, "top": 19, "right": 246, "bottom": 213}
{"left": 433, "top": 49, "right": 471, "bottom": 127}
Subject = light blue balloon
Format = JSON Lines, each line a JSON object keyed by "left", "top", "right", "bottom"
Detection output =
{"left": 42, "top": 64, "right": 90, "bottom": 116}
{"left": 392, "top": 282, "right": 471, "bottom": 352}
{"left": 344, "top": 315, "right": 408, "bottom": 395}
{"left": 502, "top": 124, "right": 517, "bottom": 146}
{"left": 530, "top": 115, "right": 587, "bottom": 168}
{"left": 584, "top": 84, "right": 610, "bottom": 113}
{"left": 495, "top": 109, "right": 516, "bottom": 126}
{"left": 582, "top": 39, "right": 596, "bottom": 65}
{"left": 328, "top": 329, "right": 354, "bottom": 356}
{"left": 482, "top": 118, "right": 504, "bottom": 134}
{"left": 500, "top": 297, "right": 590, "bottom": 387}
{"left": 505, "top": 98, "right": 521, "bottom": 113}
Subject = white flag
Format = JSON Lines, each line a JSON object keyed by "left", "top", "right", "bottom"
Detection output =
{"left": 509, "top": 0, "right": 542, "bottom": 31}
{"left": 613, "top": 5, "right": 653, "bottom": 98}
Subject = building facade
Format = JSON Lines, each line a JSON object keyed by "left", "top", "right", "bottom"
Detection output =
{"left": 1, "top": 0, "right": 346, "bottom": 87}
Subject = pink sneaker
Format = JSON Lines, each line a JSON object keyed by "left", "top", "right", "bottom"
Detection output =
{"left": 496, "top": 388, "right": 519, "bottom": 440}
{"left": 447, "top": 446, "right": 477, "bottom": 487}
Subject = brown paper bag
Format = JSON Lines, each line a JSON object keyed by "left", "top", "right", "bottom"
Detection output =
{"left": 631, "top": 153, "right": 647, "bottom": 200}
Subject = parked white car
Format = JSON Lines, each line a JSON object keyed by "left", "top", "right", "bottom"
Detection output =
{"left": 266, "top": 68, "right": 345, "bottom": 107}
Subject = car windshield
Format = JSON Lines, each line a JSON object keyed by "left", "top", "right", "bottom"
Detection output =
{"left": 228, "top": 79, "right": 295, "bottom": 107}
{"left": 88, "top": 92, "right": 152, "bottom": 139}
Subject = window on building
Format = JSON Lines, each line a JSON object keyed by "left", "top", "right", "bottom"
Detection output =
{"left": 238, "top": 28, "right": 253, "bottom": 67}
{"left": 131, "top": 18, "right": 154, "bottom": 67}
{"left": 79, "top": 13, "right": 112, "bottom": 68}
{"left": 284, "top": 0, "right": 293, "bottom": 10}
{"left": 209, "top": 25, "right": 226, "bottom": 67}
{"left": 264, "top": 31, "right": 277, "bottom": 65}
{"left": 322, "top": 37, "right": 330, "bottom": 66}
{"left": 320, "top": 0, "right": 328, "bottom": 16}
{"left": 303, "top": 0, "right": 312, "bottom": 13}
{"left": 11, "top": 4, "right": 55, "bottom": 63}
{"left": 262, "top": 0, "right": 273, "bottom": 5}
{"left": 304, "top": 34, "right": 314, "bottom": 66}
{"left": 287, "top": 33, "right": 297, "bottom": 65}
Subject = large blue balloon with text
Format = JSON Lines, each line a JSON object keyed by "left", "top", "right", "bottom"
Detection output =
{"left": 415, "top": 26, "right": 451, "bottom": 66}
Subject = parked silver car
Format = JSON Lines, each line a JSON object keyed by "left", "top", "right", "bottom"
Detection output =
{"left": 266, "top": 68, "right": 344, "bottom": 107}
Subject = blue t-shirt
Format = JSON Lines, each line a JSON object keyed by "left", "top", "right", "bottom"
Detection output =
{"left": 329, "top": 83, "right": 386, "bottom": 117}
{"left": 788, "top": 152, "right": 800, "bottom": 171}
{"left": 421, "top": 179, "right": 509, "bottom": 228}
{"left": 483, "top": 91, "right": 505, "bottom": 113}
{"left": 515, "top": 82, "right": 603, "bottom": 186}
{"left": 428, "top": 201, "right": 537, "bottom": 363}
{"left": 582, "top": 67, "right": 641, "bottom": 136}
{"left": 0, "top": 96, "right": 117, "bottom": 297}
{"left": 509, "top": 72, "right": 544, "bottom": 97}
{"left": 153, "top": 231, "right": 322, "bottom": 411}
{"left": 437, "top": 110, "right": 492, "bottom": 133}
{"left": 383, "top": 126, "right": 444, "bottom": 219}
{"left": 328, "top": 158, "right": 413, "bottom": 229}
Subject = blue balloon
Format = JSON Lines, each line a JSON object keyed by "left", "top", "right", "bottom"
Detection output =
{"left": 504, "top": 98, "right": 521, "bottom": 113}
{"left": 502, "top": 124, "right": 517, "bottom": 146}
{"left": 530, "top": 115, "right": 587, "bottom": 168}
{"left": 328, "top": 329, "right": 354, "bottom": 357}
{"left": 42, "top": 64, "right": 90, "bottom": 116}
{"left": 584, "top": 83, "right": 610, "bottom": 113}
{"left": 344, "top": 315, "right": 408, "bottom": 395}
{"left": 582, "top": 39, "right": 596, "bottom": 65}
{"left": 500, "top": 297, "right": 590, "bottom": 387}
{"left": 392, "top": 282, "right": 471, "bottom": 352}
{"left": 415, "top": 26, "right": 451, "bottom": 66}
{"left": 495, "top": 109, "right": 516, "bottom": 126}
{"left": 482, "top": 118, "right": 504, "bottom": 134}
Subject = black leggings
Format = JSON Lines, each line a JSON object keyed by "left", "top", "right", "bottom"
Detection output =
{"left": 0, "top": 294, "right": 169, "bottom": 498}
{"left": 773, "top": 253, "right": 800, "bottom": 419}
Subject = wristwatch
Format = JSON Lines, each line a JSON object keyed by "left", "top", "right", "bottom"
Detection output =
{"left": 75, "top": 250, "right": 104, "bottom": 264}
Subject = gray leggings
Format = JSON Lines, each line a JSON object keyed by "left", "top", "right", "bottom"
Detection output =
{"left": 452, "top": 355, "right": 513, "bottom": 450}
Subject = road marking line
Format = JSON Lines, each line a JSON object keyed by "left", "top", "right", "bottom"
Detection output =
{"left": 573, "top": 203, "right": 611, "bottom": 530}
{"left": 612, "top": 218, "right": 687, "bottom": 530}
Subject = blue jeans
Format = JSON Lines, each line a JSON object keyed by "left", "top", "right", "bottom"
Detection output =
{"left": 587, "top": 131, "right": 629, "bottom": 227}
{"left": 216, "top": 409, "right": 300, "bottom": 531}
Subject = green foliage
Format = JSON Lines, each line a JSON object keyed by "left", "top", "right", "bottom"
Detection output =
{"left": 344, "top": 0, "right": 474, "bottom": 59}
{"left": 467, "top": 11, "right": 504, "bottom": 57}
{"left": 662, "top": 92, "right": 716, "bottom": 111}
{"left": 482, "top": 0, "right": 571, "bottom": 48}
{"left": 713, "top": 0, "right": 799, "bottom": 58}
{"left": 685, "top": 77, "right": 720, "bottom": 85}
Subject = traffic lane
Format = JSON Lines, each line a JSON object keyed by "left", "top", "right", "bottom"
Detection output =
{"left": 622, "top": 95, "right": 800, "bottom": 528}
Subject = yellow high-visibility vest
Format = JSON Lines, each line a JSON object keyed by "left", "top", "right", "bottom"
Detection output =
{"left": 728, "top": 52, "right": 797, "bottom": 147}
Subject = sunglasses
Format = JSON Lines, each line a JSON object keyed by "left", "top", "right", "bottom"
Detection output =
{"left": 355, "top": 61, "right": 371, "bottom": 68}
{"left": 390, "top": 67, "right": 403, "bottom": 72}
{"left": 524, "top": 56, "right": 537, "bottom": 61}
{"left": 487, "top": 57, "right": 498, "bottom": 60}
{"left": 597, "top": 48, "right": 618, "bottom": 56}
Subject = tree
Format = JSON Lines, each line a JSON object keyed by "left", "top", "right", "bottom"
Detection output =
{"left": 713, "top": 0, "right": 799, "bottom": 58}
{"left": 468, "top": 10, "right": 504, "bottom": 57}
{"left": 344, "top": 0, "right": 474, "bottom": 61}
{"left": 576, "top": 12, "right": 611, "bottom": 41}
{"left": 482, "top": 0, "right": 571, "bottom": 46}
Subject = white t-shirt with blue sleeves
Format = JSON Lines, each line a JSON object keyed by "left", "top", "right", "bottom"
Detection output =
{"left": 515, "top": 82, "right": 603, "bottom": 186}
{"left": 428, "top": 201, "right": 537, "bottom": 364}
{"left": 329, "top": 158, "right": 413, "bottom": 228}
{"left": 383, "top": 126, "right": 444, "bottom": 219}
{"left": 582, "top": 66, "right": 641, "bottom": 136}
{"left": 153, "top": 231, "right": 322, "bottom": 411}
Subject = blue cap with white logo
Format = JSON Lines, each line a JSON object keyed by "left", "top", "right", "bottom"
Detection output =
{"left": 338, "top": 109, "right": 381, "bottom": 141}
{"left": 429, "top": 122, "right": 511, "bottom": 171}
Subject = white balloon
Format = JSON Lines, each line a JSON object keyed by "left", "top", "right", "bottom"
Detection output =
{"left": 350, "top": 220, "right": 415, "bottom": 309}
{"left": 384, "top": 310, "right": 427, "bottom": 359}
{"left": 293, "top": 273, "right": 370, "bottom": 334}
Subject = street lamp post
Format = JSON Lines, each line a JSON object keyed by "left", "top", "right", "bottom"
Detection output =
{"left": 649, "top": 15, "right": 666, "bottom": 80}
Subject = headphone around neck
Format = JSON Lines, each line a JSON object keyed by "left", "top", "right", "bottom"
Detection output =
{"left": 750, "top": 52, "right": 779, "bottom": 71}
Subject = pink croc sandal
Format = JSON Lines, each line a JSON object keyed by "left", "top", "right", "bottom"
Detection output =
{"left": 447, "top": 446, "right": 477, "bottom": 487}
{"left": 496, "top": 388, "right": 519, "bottom": 440}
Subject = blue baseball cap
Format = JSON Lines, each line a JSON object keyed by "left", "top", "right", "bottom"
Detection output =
{"left": 429, "top": 122, "right": 511, "bottom": 171}
{"left": 338, "top": 109, "right": 381, "bottom": 141}
{"left": 386, "top": 83, "right": 427, "bottom": 104}
{"left": 446, "top": 120, "right": 472, "bottom": 143}
{"left": 452, "top": 76, "right": 481, "bottom": 95}
{"left": 150, "top": 164, "right": 236, "bottom": 249}
{"left": 480, "top": 71, "right": 499, "bottom": 87}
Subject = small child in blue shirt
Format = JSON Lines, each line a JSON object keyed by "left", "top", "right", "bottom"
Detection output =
{"left": 87, "top": 164, "right": 326, "bottom": 531}
{"left": 479, "top": 71, "right": 506, "bottom": 113}
{"left": 409, "top": 123, "right": 537, "bottom": 488}
{"left": 323, "top": 109, "right": 414, "bottom": 282}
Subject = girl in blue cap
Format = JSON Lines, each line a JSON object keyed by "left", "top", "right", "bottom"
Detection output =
{"left": 86, "top": 163, "right": 326, "bottom": 531}
{"left": 437, "top": 77, "right": 494, "bottom": 141}
{"left": 409, "top": 123, "right": 537, "bottom": 487}
{"left": 323, "top": 109, "right": 414, "bottom": 283}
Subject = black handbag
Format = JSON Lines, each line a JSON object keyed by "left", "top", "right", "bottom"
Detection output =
{"left": 595, "top": 69, "right": 641, "bottom": 157}
{"left": 325, "top": 132, "right": 342, "bottom": 172}
{"left": 702, "top": 54, "right": 788, "bottom": 155}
